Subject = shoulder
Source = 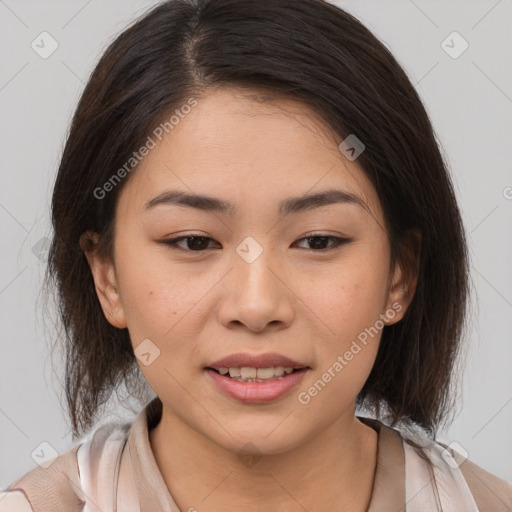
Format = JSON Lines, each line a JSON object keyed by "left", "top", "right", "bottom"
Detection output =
{"left": 0, "top": 490, "right": 34, "bottom": 512}
{"left": 404, "top": 432, "right": 512, "bottom": 511}
{"left": 440, "top": 441, "right": 512, "bottom": 512}
{"left": 0, "top": 441, "right": 82, "bottom": 512}
{"left": 374, "top": 418, "right": 512, "bottom": 511}
{"left": 0, "top": 421, "right": 131, "bottom": 512}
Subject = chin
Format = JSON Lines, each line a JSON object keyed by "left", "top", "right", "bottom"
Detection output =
{"left": 207, "top": 421, "right": 307, "bottom": 457}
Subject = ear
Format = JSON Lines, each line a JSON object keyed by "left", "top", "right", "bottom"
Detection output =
{"left": 79, "top": 230, "right": 127, "bottom": 329}
{"left": 383, "top": 228, "right": 422, "bottom": 325}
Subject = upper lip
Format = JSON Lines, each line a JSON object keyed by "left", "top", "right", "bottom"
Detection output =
{"left": 207, "top": 352, "right": 309, "bottom": 370}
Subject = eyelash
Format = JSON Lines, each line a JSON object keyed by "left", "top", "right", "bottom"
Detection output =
{"left": 161, "top": 233, "right": 352, "bottom": 253}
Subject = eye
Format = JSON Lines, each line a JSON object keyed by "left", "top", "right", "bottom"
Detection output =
{"left": 161, "top": 235, "right": 220, "bottom": 252}
{"left": 293, "top": 234, "right": 352, "bottom": 251}
{"left": 161, "top": 233, "right": 351, "bottom": 253}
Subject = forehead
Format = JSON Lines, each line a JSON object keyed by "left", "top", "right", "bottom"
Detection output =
{"left": 115, "top": 87, "right": 382, "bottom": 223}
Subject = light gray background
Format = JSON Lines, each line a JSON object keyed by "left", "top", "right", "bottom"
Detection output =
{"left": 1, "top": 0, "right": 511, "bottom": 489}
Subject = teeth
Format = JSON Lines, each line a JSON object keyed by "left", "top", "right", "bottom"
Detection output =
{"left": 274, "top": 366, "right": 285, "bottom": 377}
{"left": 240, "top": 367, "right": 257, "bottom": 379}
{"left": 256, "top": 367, "right": 275, "bottom": 379}
{"left": 228, "top": 367, "right": 241, "bottom": 378}
{"left": 217, "top": 366, "right": 300, "bottom": 382}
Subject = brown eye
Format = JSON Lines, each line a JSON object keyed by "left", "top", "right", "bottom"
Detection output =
{"left": 294, "top": 235, "right": 352, "bottom": 251}
{"left": 162, "top": 236, "right": 220, "bottom": 252}
{"left": 161, "top": 234, "right": 352, "bottom": 253}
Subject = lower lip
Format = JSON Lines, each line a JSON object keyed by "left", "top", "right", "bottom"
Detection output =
{"left": 205, "top": 368, "right": 309, "bottom": 404}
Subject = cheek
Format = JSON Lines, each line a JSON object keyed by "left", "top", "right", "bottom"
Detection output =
{"left": 116, "top": 250, "right": 206, "bottom": 399}
{"left": 114, "top": 238, "right": 197, "bottom": 344}
{"left": 303, "top": 242, "right": 390, "bottom": 389}
{"left": 299, "top": 269, "right": 385, "bottom": 413}
{"left": 314, "top": 250, "right": 390, "bottom": 334}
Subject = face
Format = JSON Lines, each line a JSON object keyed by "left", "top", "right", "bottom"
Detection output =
{"left": 85, "top": 87, "right": 415, "bottom": 455}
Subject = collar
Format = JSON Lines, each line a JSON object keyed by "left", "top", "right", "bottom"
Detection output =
{"left": 127, "top": 397, "right": 406, "bottom": 511}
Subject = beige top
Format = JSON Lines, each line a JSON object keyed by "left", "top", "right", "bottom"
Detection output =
{"left": 1, "top": 397, "right": 511, "bottom": 511}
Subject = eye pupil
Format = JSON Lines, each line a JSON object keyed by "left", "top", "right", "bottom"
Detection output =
{"left": 307, "top": 236, "right": 330, "bottom": 250}
{"left": 187, "top": 236, "right": 209, "bottom": 250}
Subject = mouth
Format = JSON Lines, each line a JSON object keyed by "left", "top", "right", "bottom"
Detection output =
{"left": 205, "top": 365, "right": 309, "bottom": 383}
{"left": 204, "top": 365, "right": 310, "bottom": 404}
{"left": 206, "top": 352, "right": 310, "bottom": 379}
{"left": 204, "top": 352, "right": 311, "bottom": 403}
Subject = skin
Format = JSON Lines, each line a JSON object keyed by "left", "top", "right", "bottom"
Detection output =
{"left": 83, "top": 86, "right": 419, "bottom": 512}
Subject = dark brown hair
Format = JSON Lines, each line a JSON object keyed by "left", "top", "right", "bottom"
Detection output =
{"left": 44, "top": 0, "right": 469, "bottom": 439}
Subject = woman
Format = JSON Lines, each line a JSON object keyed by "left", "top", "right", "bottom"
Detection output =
{"left": 1, "top": 0, "right": 510, "bottom": 510}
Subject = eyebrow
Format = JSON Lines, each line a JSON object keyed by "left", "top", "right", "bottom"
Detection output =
{"left": 143, "top": 188, "right": 368, "bottom": 217}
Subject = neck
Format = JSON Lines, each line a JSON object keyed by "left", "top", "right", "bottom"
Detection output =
{"left": 149, "top": 404, "right": 378, "bottom": 512}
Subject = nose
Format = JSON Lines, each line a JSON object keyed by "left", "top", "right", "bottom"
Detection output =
{"left": 217, "top": 243, "right": 295, "bottom": 333}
